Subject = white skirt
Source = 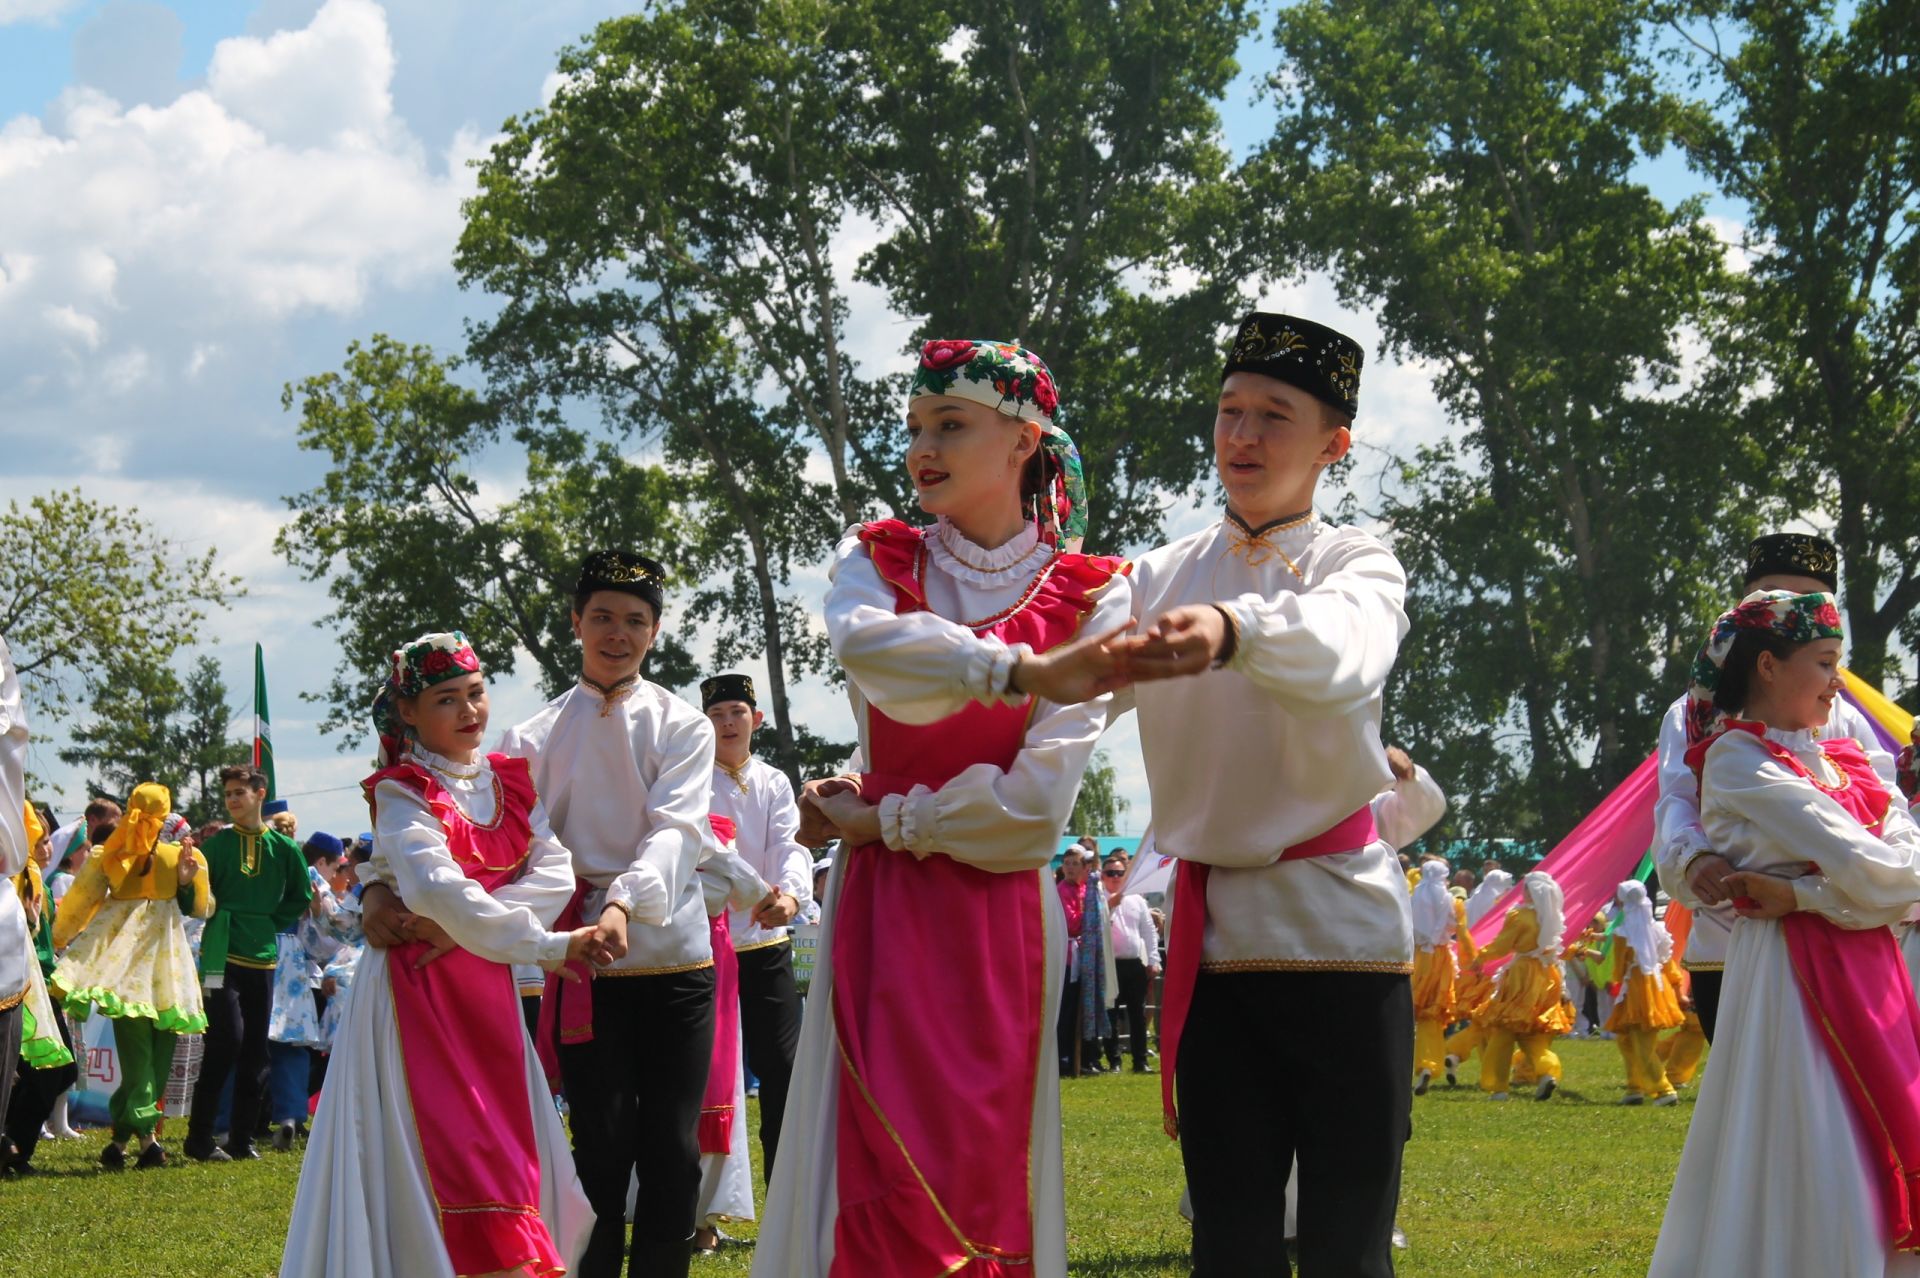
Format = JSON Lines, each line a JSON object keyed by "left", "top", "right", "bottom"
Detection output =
{"left": 1649, "top": 917, "right": 1920, "bottom": 1278}
{"left": 51, "top": 897, "right": 204, "bottom": 1029}
{"left": 279, "top": 947, "right": 594, "bottom": 1278}
{"left": 751, "top": 857, "right": 1067, "bottom": 1278}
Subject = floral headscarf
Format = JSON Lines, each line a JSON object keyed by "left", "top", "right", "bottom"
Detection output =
{"left": 1684, "top": 590, "right": 1844, "bottom": 754}
{"left": 371, "top": 631, "right": 482, "bottom": 766}
{"left": 910, "top": 338, "right": 1089, "bottom": 552}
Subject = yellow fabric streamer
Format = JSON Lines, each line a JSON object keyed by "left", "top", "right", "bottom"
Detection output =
{"left": 1840, "top": 667, "right": 1915, "bottom": 743}
{"left": 96, "top": 782, "right": 171, "bottom": 892}
{"left": 23, "top": 799, "right": 45, "bottom": 849}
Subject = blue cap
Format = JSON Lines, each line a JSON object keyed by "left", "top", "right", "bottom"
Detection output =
{"left": 303, "top": 831, "right": 344, "bottom": 861}
{"left": 262, "top": 798, "right": 291, "bottom": 816}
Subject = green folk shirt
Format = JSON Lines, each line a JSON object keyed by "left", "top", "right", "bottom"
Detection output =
{"left": 199, "top": 826, "right": 311, "bottom": 978}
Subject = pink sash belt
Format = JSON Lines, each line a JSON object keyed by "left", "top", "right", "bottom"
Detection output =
{"left": 1783, "top": 912, "right": 1920, "bottom": 1247}
{"left": 697, "top": 912, "right": 740, "bottom": 1155}
{"left": 1158, "top": 804, "right": 1379, "bottom": 1137}
{"left": 534, "top": 880, "right": 594, "bottom": 1093}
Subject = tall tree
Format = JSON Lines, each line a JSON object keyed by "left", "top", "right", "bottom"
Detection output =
{"left": 0, "top": 490, "right": 240, "bottom": 724}
{"left": 57, "top": 654, "right": 247, "bottom": 826}
{"left": 1662, "top": 0, "right": 1920, "bottom": 690}
{"left": 1067, "top": 749, "right": 1131, "bottom": 837}
{"left": 275, "top": 336, "right": 699, "bottom": 744}
{"left": 841, "top": 0, "right": 1257, "bottom": 552}
{"left": 1256, "top": 0, "right": 1752, "bottom": 838}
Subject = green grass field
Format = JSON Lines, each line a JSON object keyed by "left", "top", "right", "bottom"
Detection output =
{"left": 0, "top": 1037, "right": 1686, "bottom": 1275}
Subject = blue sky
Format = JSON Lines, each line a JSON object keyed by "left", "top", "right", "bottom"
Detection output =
{"left": 0, "top": 0, "right": 1741, "bottom": 839}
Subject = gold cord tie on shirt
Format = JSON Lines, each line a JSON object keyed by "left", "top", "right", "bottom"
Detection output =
{"left": 1223, "top": 508, "right": 1312, "bottom": 579}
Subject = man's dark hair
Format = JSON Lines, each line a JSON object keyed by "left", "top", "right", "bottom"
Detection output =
{"left": 219, "top": 765, "right": 269, "bottom": 793}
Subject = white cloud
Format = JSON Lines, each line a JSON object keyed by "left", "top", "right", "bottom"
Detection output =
{"left": 0, "top": 0, "right": 474, "bottom": 407}
{"left": 0, "top": 0, "right": 78, "bottom": 24}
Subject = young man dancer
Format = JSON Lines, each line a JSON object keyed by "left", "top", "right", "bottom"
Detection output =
{"left": 187, "top": 765, "right": 312, "bottom": 1162}
{"left": 1070, "top": 313, "right": 1412, "bottom": 1276}
{"left": 1651, "top": 533, "right": 1909, "bottom": 1040}
{"left": 499, "top": 551, "right": 717, "bottom": 1278}
{"left": 699, "top": 672, "right": 810, "bottom": 1184}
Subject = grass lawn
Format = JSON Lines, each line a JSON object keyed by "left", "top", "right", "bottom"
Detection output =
{"left": 0, "top": 1037, "right": 1686, "bottom": 1275}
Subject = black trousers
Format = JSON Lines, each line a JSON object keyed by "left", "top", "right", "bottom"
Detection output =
{"left": 190, "top": 964, "right": 273, "bottom": 1150}
{"left": 1691, "top": 969, "right": 1724, "bottom": 1043}
{"left": 0, "top": 1002, "right": 22, "bottom": 1155}
{"left": 736, "top": 943, "right": 801, "bottom": 1180}
{"left": 1057, "top": 976, "right": 1099, "bottom": 1072}
{"left": 7, "top": 1006, "right": 78, "bottom": 1164}
{"left": 1105, "top": 958, "right": 1152, "bottom": 1069}
{"left": 560, "top": 966, "right": 716, "bottom": 1278}
{"left": 1178, "top": 969, "right": 1413, "bottom": 1278}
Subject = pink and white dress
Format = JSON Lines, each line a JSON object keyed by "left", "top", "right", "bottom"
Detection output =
{"left": 280, "top": 747, "right": 593, "bottom": 1278}
{"left": 753, "top": 518, "right": 1131, "bottom": 1278}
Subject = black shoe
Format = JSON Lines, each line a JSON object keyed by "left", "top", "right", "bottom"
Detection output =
{"left": 183, "top": 1138, "right": 231, "bottom": 1163}
{"left": 224, "top": 1141, "right": 261, "bottom": 1161}
{"left": 100, "top": 1143, "right": 128, "bottom": 1170}
{"left": 1132, "top": 1063, "right": 1154, "bottom": 1075}
{"left": 7, "top": 1156, "right": 37, "bottom": 1176}
{"left": 136, "top": 1142, "right": 168, "bottom": 1169}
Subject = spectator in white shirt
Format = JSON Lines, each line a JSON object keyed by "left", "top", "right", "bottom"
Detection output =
{"left": 1103, "top": 853, "right": 1162, "bottom": 1073}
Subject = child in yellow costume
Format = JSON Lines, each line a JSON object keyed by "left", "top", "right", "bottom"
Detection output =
{"left": 1606, "top": 879, "right": 1685, "bottom": 1104}
{"left": 50, "top": 783, "right": 212, "bottom": 1169}
{"left": 1411, "top": 855, "right": 1477, "bottom": 1094}
{"left": 1656, "top": 902, "right": 1708, "bottom": 1086}
{"left": 1467, "top": 869, "right": 1571, "bottom": 1101}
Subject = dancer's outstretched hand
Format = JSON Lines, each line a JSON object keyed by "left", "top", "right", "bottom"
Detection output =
{"left": 1122, "top": 605, "right": 1228, "bottom": 682}
{"left": 554, "top": 926, "right": 602, "bottom": 980}
{"left": 1011, "top": 623, "right": 1135, "bottom": 705}
{"left": 593, "top": 905, "right": 631, "bottom": 963}
{"left": 751, "top": 889, "right": 798, "bottom": 929}
{"left": 812, "top": 789, "right": 882, "bottom": 847}
{"left": 798, "top": 776, "right": 861, "bottom": 848}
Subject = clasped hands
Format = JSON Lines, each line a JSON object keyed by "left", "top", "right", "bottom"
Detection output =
{"left": 1685, "top": 852, "right": 1798, "bottom": 919}
{"left": 360, "top": 882, "right": 618, "bottom": 979}
{"left": 792, "top": 606, "right": 1229, "bottom": 849}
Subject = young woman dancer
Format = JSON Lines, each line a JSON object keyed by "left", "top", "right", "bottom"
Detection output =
{"left": 281, "top": 631, "right": 599, "bottom": 1278}
{"left": 754, "top": 339, "right": 1132, "bottom": 1278}
{"left": 1651, "top": 592, "right": 1920, "bottom": 1278}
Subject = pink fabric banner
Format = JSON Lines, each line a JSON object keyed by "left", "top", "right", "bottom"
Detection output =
{"left": 1468, "top": 753, "right": 1659, "bottom": 955}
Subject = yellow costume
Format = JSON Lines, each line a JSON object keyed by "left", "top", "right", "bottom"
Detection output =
{"left": 1411, "top": 882, "right": 1478, "bottom": 1085}
{"left": 1472, "top": 885, "right": 1571, "bottom": 1098}
{"left": 1606, "top": 880, "right": 1682, "bottom": 1104}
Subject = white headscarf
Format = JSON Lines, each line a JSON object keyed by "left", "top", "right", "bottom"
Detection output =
{"left": 1465, "top": 867, "right": 1513, "bottom": 926}
{"left": 1411, "top": 857, "right": 1457, "bottom": 949}
{"left": 1521, "top": 870, "right": 1565, "bottom": 955}
{"left": 1615, "top": 879, "right": 1665, "bottom": 976}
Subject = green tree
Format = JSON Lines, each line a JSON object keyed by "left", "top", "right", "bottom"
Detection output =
{"left": 1068, "top": 749, "right": 1130, "bottom": 837}
{"left": 275, "top": 336, "right": 699, "bottom": 744}
{"left": 1257, "top": 0, "right": 1753, "bottom": 838}
{"left": 0, "top": 490, "right": 241, "bottom": 724}
{"left": 57, "top": 655, "right": 247, "bottom": 826}
{"left": 1662, "top": 0, "right": 1920, "bottom": 690}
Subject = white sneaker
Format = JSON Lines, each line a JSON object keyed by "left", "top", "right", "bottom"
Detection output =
{"left": 1653, "top": 1091, "right": 1680, "bottom": 1107}
{"left": 1413, "top": 1069, "right": 1432, "bottom": 1096}
{"left": 1535, "top": 1075, "right": 1558, "bottom": 1101}
{"left": 1444, "top": 1056, "right": 1459, "bottom": 1087}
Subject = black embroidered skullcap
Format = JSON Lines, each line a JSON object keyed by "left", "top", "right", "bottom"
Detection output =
{"left": 1221, "top": 312, "right": 1364, "bottom": 420}
{"left": 1744, "top": 533, "right": 1838, "bottom": 592}
{"left": 700, "top": 673, "right": 756, "bottom": 710}
{"left": 575, "top": 550, "right": 667, "bottom": 616}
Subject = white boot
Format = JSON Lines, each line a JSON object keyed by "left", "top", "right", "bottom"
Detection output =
{"left": 50, "top": 1093, "right": 82, "bottom": 1139}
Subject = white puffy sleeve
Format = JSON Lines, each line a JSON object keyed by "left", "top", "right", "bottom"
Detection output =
{"left": 1218, "top": 534, "right": 1407, "bottom": 719}
{"left": 607, "top": 705, "right": 714, "bottom": 927}
{"left": 0, "top": 638, "right": 27, "bottom": 880}
{"left": 1371, "top": 765, "right": 1447, "bottom": 850}
{"left": 1653, "top": 701, "right": 1715, "bottom": 909}
{"left": 878, "top": 575, "right": 1133, "bottom": 872}
{"left": 700, "top": 839, "right": 773, "bottom": 915}
{"left": 825, "top": 527, "right": 1025, "bottom": 723}
{"left": 372, "top": 779, "right": 571, "bottom": 967}
{"left": 763, "top": 770, "right": 815, "bottom": 907}
{"left": 1703, "top": 731, "right": 1920, "bottom": 930}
